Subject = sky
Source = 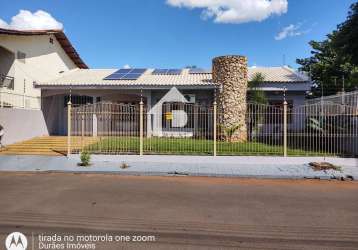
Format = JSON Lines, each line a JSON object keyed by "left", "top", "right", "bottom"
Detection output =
{"left": 1, "top": 0, "right": 356, "bottom": 69}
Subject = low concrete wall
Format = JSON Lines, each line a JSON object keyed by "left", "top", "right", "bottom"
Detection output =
{"left": 0, "top": 108, "right": 49, "bottom": 145}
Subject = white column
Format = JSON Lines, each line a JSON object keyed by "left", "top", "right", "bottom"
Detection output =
{"left": 283, "top": 100, "right": 288, "bottom": 157}
{"left": 145, "top": 91, "right": 152, "bottom": 138}
{"left": 92, "top": 96, "right": 97, "bottom": 137}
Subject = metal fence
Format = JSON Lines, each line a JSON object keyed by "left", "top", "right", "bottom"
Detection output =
{"left": 68, "top": 100, "right": 358, "bottom": 157}
{"left": 306, "top": 90, "right": 358, "bottom": 108}
{"left": 288, "top": 103, "right": 358, "bottom": 156}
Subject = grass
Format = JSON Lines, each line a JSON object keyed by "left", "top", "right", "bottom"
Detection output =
{"left": 84, "top": 137, "right": 329, "bottom": 156}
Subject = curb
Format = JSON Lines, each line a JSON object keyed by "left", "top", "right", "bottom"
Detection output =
{"left": 0, "top": 169, "right": 356, "bottom": 181}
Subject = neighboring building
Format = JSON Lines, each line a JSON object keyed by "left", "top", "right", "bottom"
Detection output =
{"left": 0, "top": 28, "right": 87, "bottom": 109}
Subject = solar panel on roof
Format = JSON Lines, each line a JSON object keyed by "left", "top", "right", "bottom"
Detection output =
{"left": 121, "top": 73, "right": 142, "bottom": 80}
{"left": 152, "top": 69, "right": 169, "bottom": 75}
{"left": 103, "top": 68, "right": 147, "bottom": 80}
{"left": 167, "top": 69, "right": 182, "bottom": 75}
{"left": 103, "top": 73, "right": 127, "bottom": 80}
{"left": 152, "top": 69, "right": 182, "bottom": 75}
{"left": 130, "top": 68, "right": 147, "bottom": 74}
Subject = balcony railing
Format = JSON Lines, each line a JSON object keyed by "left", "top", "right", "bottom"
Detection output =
{"left": 0, "top": 90, "right": 41, "bottom": 110}
{"left": 0, "top": 73, "right": 14, "bottom": 90}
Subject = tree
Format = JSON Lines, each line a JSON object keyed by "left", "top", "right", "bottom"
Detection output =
{"left": 296, "top": 1, "right": 358, "bottom": 97}
{"left": 248, "top": 72, "right": 268, "bottom": 104}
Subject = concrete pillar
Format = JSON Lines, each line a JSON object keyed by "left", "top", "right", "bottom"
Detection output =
{"left": 213, "top": 55, "right": 248, "bottom": 142}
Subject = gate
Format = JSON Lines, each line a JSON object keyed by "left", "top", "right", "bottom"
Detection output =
{"left": 70, "top": 102, "right": 142, "bottom": 154}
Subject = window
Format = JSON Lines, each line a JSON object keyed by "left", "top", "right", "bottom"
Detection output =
{"left": 262, "top": 100, "right": 293, "bottom": 124}
{"left": 64, "top": 95, "right": 93, "bottom": 107}
{"left": 17, "top": 51, "right": 26, "bottom": 63}
{"left": 0, "top": 74, "right": 14, "bottom": 90}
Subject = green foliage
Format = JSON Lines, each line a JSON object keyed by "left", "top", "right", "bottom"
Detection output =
{"left": 306, "top": 116, "right": 351, "bottom": 133}
{"left": 224, "top": 124, "right": 241, "bottom": 143}
{"left": 297, "top": 2, "right": 358, "bottom": 97}
{"left": 85, "top": 137, "right": 329, "bottom": 156}
{"left": 79, "top": 150, "right": 91, "bottom": 166}
{"left": 248, "top": 72, "right": 268, "bottom": 104}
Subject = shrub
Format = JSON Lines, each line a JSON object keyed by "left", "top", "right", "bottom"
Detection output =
{"left": 79, "top": 151, "right": 91, "bottom": 166}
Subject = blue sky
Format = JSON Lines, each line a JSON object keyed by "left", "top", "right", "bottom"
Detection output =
{"left": 1, "top": 0, "right": 356, "bottom": 69}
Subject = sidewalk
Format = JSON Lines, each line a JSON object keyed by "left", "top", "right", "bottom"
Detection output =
{"left": 0, "top": 155, "right": 357, "bottom": 180}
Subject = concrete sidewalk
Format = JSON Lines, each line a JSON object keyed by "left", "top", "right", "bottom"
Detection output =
{"left": 0, "top": 155, "right": 357, "bottom": 180}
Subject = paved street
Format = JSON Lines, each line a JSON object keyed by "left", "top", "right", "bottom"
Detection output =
{"left": 0, "top": 173, "right": 357, "bottom": 249}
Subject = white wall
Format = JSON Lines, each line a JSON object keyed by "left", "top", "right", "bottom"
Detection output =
{"left": 0, "top": 108, "right": 49, "bottom": 145}
{"left": 0, "top": 34, "right": 78, "bottom": 98}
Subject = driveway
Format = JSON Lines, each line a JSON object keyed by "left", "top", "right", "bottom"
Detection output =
{"left": 0, "top": 173, "right": 357, "bottom": 249}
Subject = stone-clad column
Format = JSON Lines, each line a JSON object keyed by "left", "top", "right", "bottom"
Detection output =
{"left": 213, "top": 55, "right": 248, "bottom": 142}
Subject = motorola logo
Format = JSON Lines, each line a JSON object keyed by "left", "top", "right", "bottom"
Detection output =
{"left": 5, "top": 232, "right": 28, "bottom": 250}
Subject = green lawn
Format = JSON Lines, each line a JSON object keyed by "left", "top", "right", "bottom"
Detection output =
{"left": 85, "top": 137, "right": 328, "bottom": 156}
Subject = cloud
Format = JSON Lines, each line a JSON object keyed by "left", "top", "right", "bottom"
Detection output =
{"left": 166, "top": 0, "right": 288, "bottom": 24}
{"left": 123, "top": 64, "right": 131, "bottom": 69}
{"left": 0, "top": 10, "right": 63, "bottom": 30}
{"left": 274, "top": 23, "right": 308, "bottom": 40}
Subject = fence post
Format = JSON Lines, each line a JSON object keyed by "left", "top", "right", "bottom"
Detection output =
{"left": 213, "top": 101, "right": 217, "bottom": 156}
{"left": 67, "top": 100, "right": 72, "bottom": 157}
{"left": 139, "top": 100, "right": 144, "bottom": 156}
{"left": 0, "top": 90, "right": 3, "bottom": 108}
{"left": 283, "top": 100, "right": 288, "bottom": 157}
{"left": 81, "top": 114, "right": 85, "bottom": 149}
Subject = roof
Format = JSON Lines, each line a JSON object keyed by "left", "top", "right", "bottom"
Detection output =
{"left": 249, "top": 66, "right": 309, "bottom": 83}
{"left": 35, "top": 66, "right": 310, "bottom": 88}
{"left": 0, "top": 28, "right": 88, "bottom": 69}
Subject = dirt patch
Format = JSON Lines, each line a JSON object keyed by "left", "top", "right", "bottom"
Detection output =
{"left": 309, "top": 162, "right": 342, "bottom": 172}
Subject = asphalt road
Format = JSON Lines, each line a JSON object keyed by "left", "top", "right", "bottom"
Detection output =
{"left": 0, "top": 173, "right": 357, "bottom": 249}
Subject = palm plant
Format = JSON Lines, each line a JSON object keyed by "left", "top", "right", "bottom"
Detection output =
{"left": 248, "top": 72, "right": 268, "bottom": 104}
{"left": 224, "top": 124, "right": 241, "bottom": 143}
{"left": 248, "top": 73, "right": 268, "bottom": 141}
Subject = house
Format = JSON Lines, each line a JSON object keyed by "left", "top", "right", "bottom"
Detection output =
{"left": 0, "top": 28, "right": 311, "bottom": 144}
{"left": 35, "top": 65, "right": 311, "bottom": 137}
{"left": 0, "top": 28, "right": 87, "bottom": 109}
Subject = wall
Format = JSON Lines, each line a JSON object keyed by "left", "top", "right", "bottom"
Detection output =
{"left": 0, "top": 108, "right": 49, "bottom": 145}
{"left": 0, "top": 34, "right": 78, "bottom": 98}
